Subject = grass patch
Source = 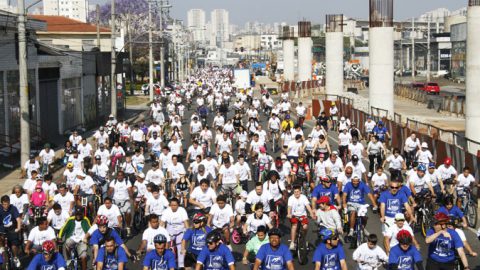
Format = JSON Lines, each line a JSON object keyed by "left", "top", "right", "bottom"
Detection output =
{"left": 126, "top": 95, "right": 149, "bottom": 106}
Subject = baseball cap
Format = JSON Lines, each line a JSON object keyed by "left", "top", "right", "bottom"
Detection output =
{"left": 331, "top": 151, "right": 338, "bottom": 155}
{"left": 280, "top": 154, "right": 287, "bottom": 160}
{"left": 240, "top": 190, "right": 248, "bottom": 198}
{"left": 395, "top": 213, "right": 406, "bottom": 221}
{"left": 351, "top": 154, "right": 359, "bottom": 161}
{"left": 137, "top": 173, "right": 145, "bottom": 179}
{"left": 421, "top": 142, "right": 428, "bottom": 148}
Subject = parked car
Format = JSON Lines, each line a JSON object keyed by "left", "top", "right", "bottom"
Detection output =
{"left": 421, "top": 82, "right": 440, "bottom": 94}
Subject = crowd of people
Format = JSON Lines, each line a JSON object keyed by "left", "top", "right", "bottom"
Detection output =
{"left": 6, "top": 67, "right": 479, "bottom": 270}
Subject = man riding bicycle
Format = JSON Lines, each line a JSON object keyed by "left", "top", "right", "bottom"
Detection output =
{"left": 287, "top": 185, "right": 316, "bottom": 250}
{"left": 142, "top": 234, "right": 176, "bottom": 270}
{"left": 27, "top": 240, "right": 67, "bottom": 270}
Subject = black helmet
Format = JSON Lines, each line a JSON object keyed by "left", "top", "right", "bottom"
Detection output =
{"left": 153, "top": 234, "right": 168, "bottom": 244}
{"left": 74, "top": 206, "right": 84, "bottom": 216}
{"left": 268, "top": 228, "right": 282, "bottom": 237}
{"left": 206, "top": 231, "right": 221, "bottom": 243}
{"left": 267, "top": 170, "right": 280, "bottom": 180}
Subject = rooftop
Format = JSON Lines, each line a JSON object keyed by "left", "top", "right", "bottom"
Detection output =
{"left": 29, "top": 15, "right": 110, "bottom": 33}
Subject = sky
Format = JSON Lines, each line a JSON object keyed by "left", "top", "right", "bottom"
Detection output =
{"left": 87, "top": 0, "right": 467, "bottom": 25}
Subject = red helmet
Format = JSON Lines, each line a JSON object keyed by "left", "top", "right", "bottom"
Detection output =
{"left": 317, "top": 196, "right": 330, "bottom": 204}
{"left": 275, "top": 159, "right": 283, "bottom": 168}
{"left": 444, "top": 157, "right": 452, "bottom": 166}
{"left": 42, "top": 240, "right": 56, "bottom": 254}
{"left": 321, "top": 177, "right": 331, "bottom": 183}
{"left": 396, "top": 230, "right": 412, "bottom": 245}
{"left": 434, "top": 212, "right": 450, "bottom": 224}
{"left": 193, "top": 213, "right": 207, "bottom": 223}
{"left": 259, "top": 146, "right": 266, "bottom": 153}
{"left": 96, "top": 215, "right": 109, "bottom": 226}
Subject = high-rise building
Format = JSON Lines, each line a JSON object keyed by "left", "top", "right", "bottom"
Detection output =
{"left": 43, "top": 0, "right": 89, "bottom": 23}
{"left": 210, "top": 9, "right": 229, "bottom": 47}
{"left": 187, "top": 9, "right": 206, "bottom": 43}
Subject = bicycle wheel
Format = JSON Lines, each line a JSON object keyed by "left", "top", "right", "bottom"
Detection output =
{"left": 133, "top": 208, "right": 145, "bottom": 231}
{"left": 272, "top": 137, "right": 276, "bottom": 153}
{"left": 2, "top": 250, "right": 12, "bottom": 270}
{"left": 297, "top": 233, "right": 308, "bottom": 265}
{"left": 420, "top": 212, "right": 431, "bottom": 238}
{"left": 466, "top": 201, "right": 477, "bottom": 228}
{"left": 355, "top": 228, "right": 364, "bottom": 249}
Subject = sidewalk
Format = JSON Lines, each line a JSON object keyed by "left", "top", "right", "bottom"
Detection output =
{"left": 0, "top": 101, "right": 150, "bottom": 196}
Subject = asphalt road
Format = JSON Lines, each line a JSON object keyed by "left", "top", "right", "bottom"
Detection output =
{"left": 26, "top": 92, "right": 480, "bottom": 269}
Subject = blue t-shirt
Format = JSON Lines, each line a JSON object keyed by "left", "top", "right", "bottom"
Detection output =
{"left": 197, "top": 244, "right": 235, "bottom": 270}
{"left": 312, "top": 243, "right": 345, "bottom": 270}
{"left": 436, "top": 206, "right": 464, "bottom": 219}
{"left": 89, "top": 228, "right": 123, "bottom": 246}
{"left": 343, "top": 182, "right": 370, "bottom": 204}
{"left": 427, "top": 228, "right": 463, "bottom": 263}
{"left": 256, "top": 244, "right": 293, "bottom": 270}
{"left": 399, "top": 185, "right": 412, "bottom": 199}
{"left": 379, "top": 191, "right": 408, "bottom": 218}
{"left": 143, "top": 249, "right": 177, "bottom": 270}
{"left": 95, "top": 246, "right": 129, "bottom": 270}
{"left": 388, "top": 245, "right": 422, "bottom": 270}
{"left": 373, "top": 126, "right": 388, "bottom": 141}
{"left": 312, "top": 184, "right": 339, "bottom": 204}
{"left": 182, "top": 227, "right": 213, "bottom": 255}
{"left": 0, "top": 205, "right": 19, "bottom": 232}
{"left": 27, "top": 253, "right": 67, "bottom": 270}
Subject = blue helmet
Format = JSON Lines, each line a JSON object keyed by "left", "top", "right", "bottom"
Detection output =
{"left": 153, "top": 234, "right": 168, "bottom": 244}
{"left": 417, "top": 164, "right": 427, "bottom": 172}
{"left": 378, "top": 120, "right": 384, "bottom": 126}
{"left": 428, "top": 162, "right": 436, "bottom": 169}
{"left": 320, "top": 228, "right": 337, "bottom": 241}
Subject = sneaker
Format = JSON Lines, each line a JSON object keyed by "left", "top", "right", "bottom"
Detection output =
{"left": 13, "top": 257, "right": 21, "bottom": 268}
{"left": 348, "top": 229, "right": 354, "bottom": 237}
{"left": 289, "top": 242, "right": 295, "bottom": 250}
{"left": 126, "top": 227, "right": 131, "bottom": 237}
{"left": 367, "top": 172, "right": 372, "bottom": 178}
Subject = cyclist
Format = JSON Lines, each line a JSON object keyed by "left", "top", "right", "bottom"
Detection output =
{"left": 242, "top": 225, "right": 269, "bottom": 265}
{"left": 436, "top": 157, "right": 457, "bottom": 192}
{"left": 426, "top": 212, "right": 471, "bottom": 270}
{"left": 263, "top": 170, "right": 287, "bottom": 219}
{"left": 245, "top": 182, "right": 275, "bottom": 217}
{"left": 208, "top": 195, "right": 234, "bottom": 250}
{"left": 290, "top": 156, "right": 311, "bottom": 189}
{"left": 436, "top": 197, "right": 468, "bottom": 229}
{"left": 426, "top": 162, "right": 445, "bottom": 202}
{"left": 218, "top": 159, "right": 239, "bottom": 197}
{"left": 145, "top": 161, "right": 165, "bottom": 186}
{"left": 147, "top": 131, "right": 162, "bottom": 160}
{"left": 315, "top": 196, "right": 343, "bottom": 234}
{"left": 161, "top": 198, "right": 189, "bottom": 268}
{"left": 313, "top": 228, "right": 347, "bottom": 270}
{"left": 145, "top": 185, "right": 169, "bottom": 218}
{"left": 456, "top": 166, "right": 478, "bottom": 207}
{"left": 195, "top": 231, "right": 235, "bottom": 270}
{"left": 137, "top": 214, "right": 170, "bottom": 254}
{"left": 312, "top": 177, "right": 341, "bottom": 210}
{"left": 58, "top": 206, "right": 91, "bottom": 270}
{"left": 366, "top": 135, "right": 385, "bottom": 178}
{"left": 244, "top": 203, "right": 273, "bottom": 236}
{"left": 383, "top": 148, "right": 406, "bottom": 181}
{"left": 388, "top": 230, "right": 423, "bottom": 270}
{"left": 325, "top": 151, "right": 344, "bottom": 185}
{"left": 408, "top": 164, "right": 435, "bottom": 199}
{"left": 372, "top": 121, "right": 389, "bottom": 144}
{"left": 95, "top": 236, "right": 129, "bottom": 270}
{"left": 0, "top": 195, "right": 22, "bottom": 267}
{"left": 343, "top": 175, "right": 377, "bottom": 238}
{"left": 353, "top": 234, "right": 388, "bottom": 270}
{"left": 296, "top": 102, "right": 306, "bottom": 128}
{"left": 27, "top": 240, "right": 66, "bottom": 270}
{"left": 253, "top": 228, "right": 294, "bottom": 270}
{"left": 182, "top": 213, "right": 211, "bottom": 270}
{"left": 25, "top": 217, "right": 57, "bottom": 255}
{"left": 446, "top": 218, "right": 477, "bottom": 257}
{"left": 338, "top": 128, "right": 352, "bottom": 162}
{"left": 108, "top": 171, "right": 133, "bottom": 236}
{"left": 384, "top": 213, "right": 420, "bottom": 255}
{"left": 189, "top": 179, "right": 217, "bottom": 214}
{"left": 287, "top": 185, "right": 316, "bottom": 250}
{"left": 23, "top": 153, "right": 40, "bottom": 179}
{"left": 142, "top": 234, "right": 177, "bottom": 270}
{"left": 268, "top": 114, "right": 281, "bottom": 144}
{"left": 47, "top": 203, "right": 70, "bottom": 233}
{"left": 329, "top": 102, "right": 338, "bottom": 131}
{"left": 403, "top": 133, "right": 420, "bottom": 166}
{"left": 39, "top": 143, "right": 55, "bottom": 175}
{"left": 53, "top": 184, "right": 75, "bottom": 215}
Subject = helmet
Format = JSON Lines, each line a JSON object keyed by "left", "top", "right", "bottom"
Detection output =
{"left": 320, "top": 228, "right": 337, "bottom": 241}
{"left": 396, "top": 230, "right": 412, "bottom": 245}
{"left": 331, "top": 101, "right": 336, "bottom": 106}
{"left": 321, "top": 177, "right": 331, "bottom": 183}
{"left": 351, "top": 154, "right": 359, "bottom": 162}
{"left": 434, "top": 212, "right": 450, "bottom": 224}
{"left": 267, "top": 170, "right": 280, "bottom": 180}
{"left": 66, "top": 162, "right": 74, "bottom": 169}
{"left": 275, "top": 159, "right": 283, "bottom": 168}
{"left": 340, "top": 116, "right": 345, "bottom": 121}
{"left": 206, "top": 231, "right": 221, "bottom": 243}
{"left": 444, "top": 157, "right": 452, "bottom": 166}
{"left": 259, "top": 146, "right": 266, "bottom": 153}
{"left": 193, "top": 213, "right": 207, "bottom": 223}
{"left": 417, "top": 164, "right": 426, "bottom": 172}
{"left": 42, "top": 240, "right": 56, "bottom": 254}
{"left": 378, "top": 121, "right": 383, "bottom": 126}
{"left": 96, "top": 215, "right": 109, "bottom": 226}
{"left": 298, "top": 157, "right": 304, "bottom": 163}
{"left": 428, "top": 162, "right": 436, "bottom": 169}
{"left": 421, "top": 142, "right": 428, "bottom": 148}
{"left": 95, "top": 155, "right": 101, "bottom": 160}
{"left": 285, "top": 114, "right": 290, "bottom": 119}
{"left": 44, "top": 143, "right": 51, "bottom": 149}
{"left": 317, "top": 196, "right": 330, "bottom": 204}
{"left": 268, "top": 228, "right": 283, "bottom": 237}
{"left": 153, "top": 234, "right": 168, "bottom": 244}
{"left": 74, "top": 206, "right": 84, "bottom": 216}
{"left": 29, "top": 153, "right": 36, "bottom": 159}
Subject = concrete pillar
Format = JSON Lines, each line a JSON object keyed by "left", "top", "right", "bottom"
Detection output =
{"left": 326, "top": 32, "right": 344, "bottom": 99}
{"left": 298, "top": 37, "right": 312, "bottom": 82}
{"left": 369, "top": 27, "right": 394, "bottom": 118}
{"left": 283, "top": 39, "right": 295, "bottom": 81}
{"left": 466, "top": 4, "right": 480, "bottom": 146}
{"left": 406, "top": 47, "right": 410, "bottom": 70}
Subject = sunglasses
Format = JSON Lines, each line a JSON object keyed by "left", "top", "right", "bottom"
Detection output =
{"left": 43, "top": 251, "right": 54, "bottom": 255}
{"left": 207, "top": 242, "right": 216, "bottom": 245}
{"left": 331, "top": 237, "right": 339, "bottom": 241}
{"left": 390, "top": 186, "right": 400, "bottom": 189}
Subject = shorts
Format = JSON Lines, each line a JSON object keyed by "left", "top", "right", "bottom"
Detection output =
{"left": 347, "top": 202, "right": 364, "bottom": 213}
{"left": 221, "top": 183, "right": 237, "bottom": 194}
{"left": 4, "top": 229, "right": 20, "bottom": 246}
{"left": 115, "top": 200, "right": 131, "bottom": 214}
{"left": 184, "top": 252, "right": 198, "bottom": 267}
{"left": 65, "top": 238, "right": 88, "bottom": 258}
{"left": 290, "top": 215, "right": 309, "bottom": 225}
{"left": 382, "top": 217, "right": 395, "bottom": 235}
{"left": 78, "top": 194, "right": 94, "bottom": 204}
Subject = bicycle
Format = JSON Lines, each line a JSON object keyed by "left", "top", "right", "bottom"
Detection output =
{"left": 412, "top": 192, "right": 434, "bottom": 237}
{"left": 29, "top": 205, "right": 46, "bottom": 228}
{"left": 67, "top": 243, "right": 80, "bottom": 270}
{"left": 0, "top": 232, "right": 16, "bottom": 270}
{"left": 347, "top": 204, "right": 369, "bottom": 249}
{"left": 292, "top": 217, "right": 309, "bottom": 265}
{"left": 163, "top": 178, "right": 174, "bottom": 199}
{"left": 169, "top": 232, "right": 183, "bottom": 264}
{"left": 457, "top": 187, "right": 478, "bottom": 228}
{"left": 270, "top": 130, "right": 279, "bottom": 153}
{"left": 133, "top": 196, "right": 147, "bottom": 232}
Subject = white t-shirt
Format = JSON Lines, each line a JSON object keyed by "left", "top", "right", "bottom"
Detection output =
{"left": 246, "top": 214, "right": 271, "bottom": 233}
{"left": 109, "top": 180, "right": 132, "bottom": 202}
{"left": 92, "top": 164, "right": 109, "bottom": 178}
{"left": 187, "top": 146, "right": 203, "bottom": 160}
{"left": 148, "top": 137, "right": 163, "bottom": 152}
{"left": 142, "top": 226, "right": 171, "bottom": 251}
{"left": 246, "top": 190, "right": 274, "bottom": 212}
{"left": 97, "top": 204, "right": 122, "bottom": 228}
{"left": 235, "top": 162, "right": 251, "bottom": 181}
{"left": 145, "top": 169, "right": 164, "bottom": 185}
{"left": 268, "top": 118, "right": 281, "bottom": 130}
{"left": 53, "top": 192, "right": 74, "bottom": 214}
{"left": 457, "top": 174, "right": 475, "bottom": 188}
{"left": 416, "top": 150, "right": 432, "bottom": 164}
{"left": 168, "top": 163, "right": 186, "bottom": 179}
{"left": 47, "top": 209, "right": 70, "bottom": 230}
{"left": 287, "top": 141, "right": 302, "bottom": 157}
{"left": 209, "top": 203, "right": 234, "bottom": 228}
{"left": 296, "top": 106, "right": 306, "bottom": 116}
{"left": 190, "top": 122, "right": 203, "bottom": 134}
{"left": 364, "top": 121, "right": 376, "bottom": 132}
{"left": 131, "top": 129, "right": 144, "bottom": 142}
{"left": 346, "top": 162, "right": 367, "bottom": 179}
{"left": 338, "top": 132, "right": 352, "bottom": 146}
{"left": 352, "top": 242, "right": 388, "bottom": 270}
{"left": 348, "top": 143, "right": 364, "bottom": 158}
{"left": 325, "top": 158, "right": 344, "bottom": 178}
{"left": 437, "top": 165, "right": 457, "bottom": 180}
{"left": 371, "top": 173, "right": 388, "bottom": 188}
{"left": 314, "top": 160, "right": 327, "bottom": 178}
{"left": 75, "top": 176, "right": 95, "bottom": 195}
{"left": 71, "top": 220, "right": 87, "bottom": 242}
{"left": 409, "top": 173, "right": 429, "bottom": 193}
{"left": 161, "top": 207, "right": 188, "bottom": 235}
{"left": 77, "top": 143, "right": 93, "bottom": 158}
{"left": 94, "top": 131, "right": 109, "bottom": 145}
{"left": 386, "top": 155, "right": 404, "bottom": 170}
{"left": 146, "top": 195, "right": 169, "bottom": 216}
{"left": 200, "top": 159, "right": 218, "bottom": 178}
{"left": 217, "top": 139, "right": 232, "bottom": 154}
{"left": 39, "top": 149, "right": 55, "bottom": 164}
{"left": 190, "top": 187, "right": 217, "bottom": 209}
{"left": 219, "top": 165, "right": 238, "bottom": 185}
{"left": 263, "top": 181, "right": 285, "bottom": 201}
{"left": 168, "top": 141, "right": 183, "bottom": 156}
{"left": 94, "top": 149, "right": 110, "bottom": 165}
{"left": 385, "top": 224, "right": 414, "bottom": 247}
{"left": 10, "top": 194, "right": 29, "bottom": 214}
{"left": 28, "top": 226, "right": 56, "bottom": 245}
{"left": 404, "top": 137, "right": 420, "bottom": 152}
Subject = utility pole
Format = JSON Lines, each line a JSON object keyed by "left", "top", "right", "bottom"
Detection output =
{"left": 426, "top": 16, "right": 431, "bottom": 82}
{"left": 18, "top": 0, "right": 30, "bottom": 166}
{"left": 96, "top": 4, "right": 101, "bottom": 50}
{"left": 110, "top": 0, "right": 117, "bottom": 117}
{"left": 148, "top": 0, "right": 154, "bottom": 101}
{"left": 411, "top": 17, "right": 415, "bottom": 81}
{"left": 127, "top": 14, "right": 134, "bottom": 95}
{"left": 159, "top": 0, "right": 166, "bottom": 88}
